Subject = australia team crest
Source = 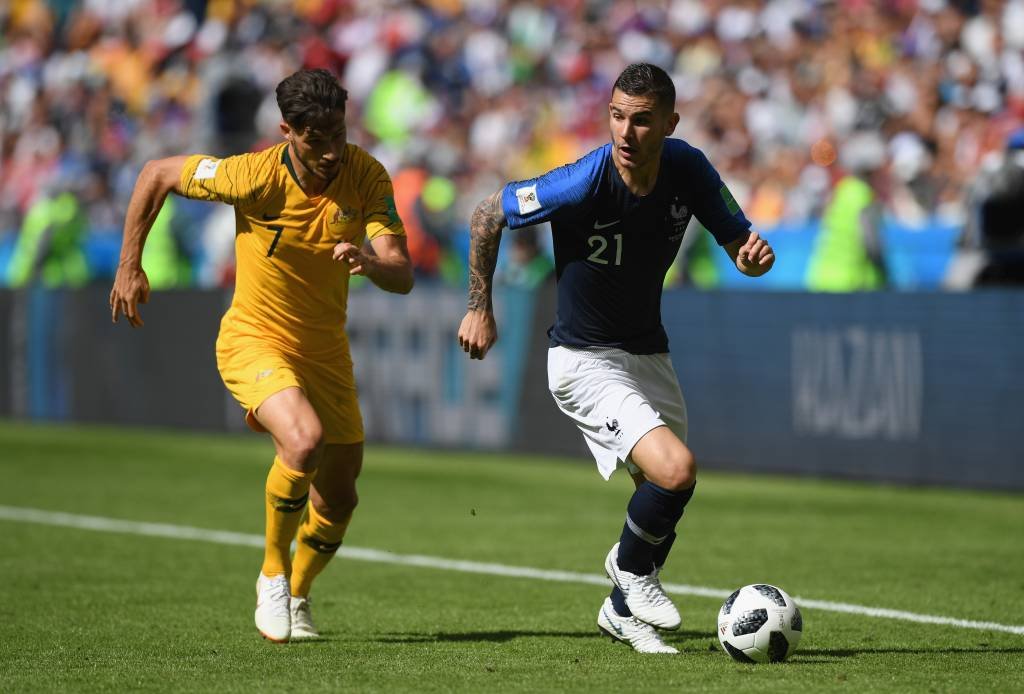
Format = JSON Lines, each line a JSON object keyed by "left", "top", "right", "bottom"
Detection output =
{"left": 331, "top": 206, "right": 357, "bottom": 226}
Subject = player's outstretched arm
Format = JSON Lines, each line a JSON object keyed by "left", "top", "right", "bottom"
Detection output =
{"left": 725, "top": 230, "right": 775, "bottom": 278}
{"left": 458, "top": 189, "right": 505, "bottom": 360}
{"left": 333, "top": 234, "right": 414, "bottom": 294}
{"left": 110, "top": 155, "right": 190, "bottom": 327}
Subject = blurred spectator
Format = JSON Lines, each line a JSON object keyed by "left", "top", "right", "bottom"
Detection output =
{"left": 806, "top": 132, "right": 889, "bottom": 291}
{"left": 417, "top": 174, "right": 464, "bottom": 285}
{"left": 7, "top": 187, "right": 89, "bottom": 288}
{"left": 194, "top": 203, "right": 237, "bottom": 288}
{"left": 946, "top": 127, "right": 1024, "bottom": 287}
{"left": 669, "top": 223, "right": 722, "bottom": 289}
{"left": 392, "top": 166, "right": 443, "bottom": 279}
{"left": 141, "top": 195, "right": 191, "bottom": 289}
{"left": 496, "top": 224, "right": 553, "bottom": 290}
{"left": 1, "top": 0, "right": 1022, "bottom": 291}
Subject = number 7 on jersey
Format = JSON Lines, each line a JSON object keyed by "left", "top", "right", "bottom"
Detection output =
{"left": 264, "top": 224, "right": 284, "bottom": 257}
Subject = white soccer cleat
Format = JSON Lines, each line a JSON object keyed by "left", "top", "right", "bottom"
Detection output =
{"left": 289, "top": 596, "right": 320, "bottom": 640}
{"left": 255, "top": 573, "right": 291, "bottom": 643}
{"left": 604, "top": 543, "right": 681, "bottom": 630}
{"left": 597, "top": 598, "right": 678, "bottom": 654}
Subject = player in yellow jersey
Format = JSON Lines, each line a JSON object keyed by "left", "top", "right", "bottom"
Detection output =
{"left": 109, "top": 69, "right": 413, "bottom": 643}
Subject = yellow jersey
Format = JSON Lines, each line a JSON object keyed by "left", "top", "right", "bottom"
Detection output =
{"left": 179, "top": 142, "right": 405, "bottom": 362}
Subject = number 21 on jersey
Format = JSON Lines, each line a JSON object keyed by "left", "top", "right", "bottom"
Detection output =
{"left": 587, "top": 233, "right": 623, "bottom": 265}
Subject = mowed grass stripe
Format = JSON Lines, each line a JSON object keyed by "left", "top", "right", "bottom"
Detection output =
{"left": 3, "top": 503, "right": 1022, "bottom": 637}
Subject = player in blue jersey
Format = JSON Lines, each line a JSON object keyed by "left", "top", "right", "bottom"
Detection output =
{"left": 458, "top": 64, "right": 775, "bottom": 654}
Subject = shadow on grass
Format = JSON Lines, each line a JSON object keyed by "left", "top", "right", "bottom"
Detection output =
{"left": 665, "top": 631, "right": 716, "bottom": 642}
{"left": 372, "top": 629, "right": 709, "bottom": 644}
{"left": 374, "top": 630, "right": 596, "bottom": 643}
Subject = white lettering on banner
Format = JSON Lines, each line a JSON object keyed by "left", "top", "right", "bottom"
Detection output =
{"left": 791, "top": 326, "right": 923, "bottom": 440}
{"left": 347, "top": 292, "right": 508, "bottom": 446}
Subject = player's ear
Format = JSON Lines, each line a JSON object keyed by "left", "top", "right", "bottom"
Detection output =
{"left": 666, "top": 112, "right": 680, "bottom": 136}
{"left": 280, "top": 122, "right": 292, "bottom": 141}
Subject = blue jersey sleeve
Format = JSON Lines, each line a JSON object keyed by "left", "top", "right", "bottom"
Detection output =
{"left": 679, "top": 143, "right": 751, "bottom": 246}
{"left": 501, "top": 147, "right": 605, "bottom": 229}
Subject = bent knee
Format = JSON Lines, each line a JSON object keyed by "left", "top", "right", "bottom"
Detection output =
{"left": 282, "top": 424, "right": 325, "bottom": 466}
{"left": 661, "top": 448, "right": 697, "bottom": 492}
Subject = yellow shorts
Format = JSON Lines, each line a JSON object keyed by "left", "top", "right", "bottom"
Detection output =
{"left": 216, "top": 340, "right": 364, "bottom": 445}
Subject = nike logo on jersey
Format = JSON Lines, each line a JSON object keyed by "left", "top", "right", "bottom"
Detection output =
{"left": 593, "top": 219, "right": 620, "bottom": 229}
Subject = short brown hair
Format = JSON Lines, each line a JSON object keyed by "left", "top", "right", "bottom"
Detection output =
{"left": 276, "top": 69, "right": 348, "bottom": 132}
{"left": 612, "top": 63, "right": 676, "bottom": 112}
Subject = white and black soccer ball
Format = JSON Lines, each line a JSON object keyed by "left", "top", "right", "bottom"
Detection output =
{"left": 717, "top": 584, "right": 803, "bottom": 663}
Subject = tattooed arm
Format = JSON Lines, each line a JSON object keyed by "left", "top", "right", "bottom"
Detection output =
{"left": 458, "top": 190, "right": 506, "bottom": 360}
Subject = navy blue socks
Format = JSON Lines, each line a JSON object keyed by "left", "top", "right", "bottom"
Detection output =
{"left": 609, "top": 481, "right": 695, "bottom": 616}
{"left": 617, "top": 481, "right": 694, "bottom": 574}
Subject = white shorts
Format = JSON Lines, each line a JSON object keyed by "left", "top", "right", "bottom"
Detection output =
{"left": 547, "top": 345, "right": 688, "bottom": 480}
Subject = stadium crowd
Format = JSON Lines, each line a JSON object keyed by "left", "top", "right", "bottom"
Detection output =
{"left": 1, "top": 0, "right": 1023, "bottom": 290}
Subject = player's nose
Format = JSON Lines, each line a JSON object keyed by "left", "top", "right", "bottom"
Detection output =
{"left": 618, "top": 120, "right": 636, "bottom": 141}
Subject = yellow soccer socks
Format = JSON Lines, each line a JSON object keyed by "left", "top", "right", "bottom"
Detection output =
{"left": 291, "top": 502, "right": 351, "bottom": 598}
{"left": 262, "top": 457, "right": 314, "bottom": 578}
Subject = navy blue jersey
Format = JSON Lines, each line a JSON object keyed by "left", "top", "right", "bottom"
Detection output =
{"left": 501, "top": 139, "right": 750, "bottom": 354}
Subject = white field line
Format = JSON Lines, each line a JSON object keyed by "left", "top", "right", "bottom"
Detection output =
{"left": 2, "top": 504, "right": 1022, "bottom": 636}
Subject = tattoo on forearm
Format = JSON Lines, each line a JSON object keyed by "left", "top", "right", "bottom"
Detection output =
{"left": 467, "top": 191, "right": 505, "bottom": 311}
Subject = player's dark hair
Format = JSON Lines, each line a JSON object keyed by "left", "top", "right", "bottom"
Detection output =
{"left": 612, "top": 63, "right": 676, "bottom": 112}
{"left": 276, "top": 68, "right": 348, "bottom": 132}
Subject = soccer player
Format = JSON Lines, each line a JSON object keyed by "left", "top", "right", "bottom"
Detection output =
{"left": 109, "top": 69, "right": 413, "bottom": 643}
{"left": 457, "top": 64, "right": 774, "bottom": 654}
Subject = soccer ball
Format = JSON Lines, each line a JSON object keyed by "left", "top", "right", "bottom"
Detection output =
{"left": 717, "top": 584, "right": 803, "bottom": 663}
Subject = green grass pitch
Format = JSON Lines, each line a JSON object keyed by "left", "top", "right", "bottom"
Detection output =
{"left": 1, "top": 421, "right": 1022, "bottom": 693}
